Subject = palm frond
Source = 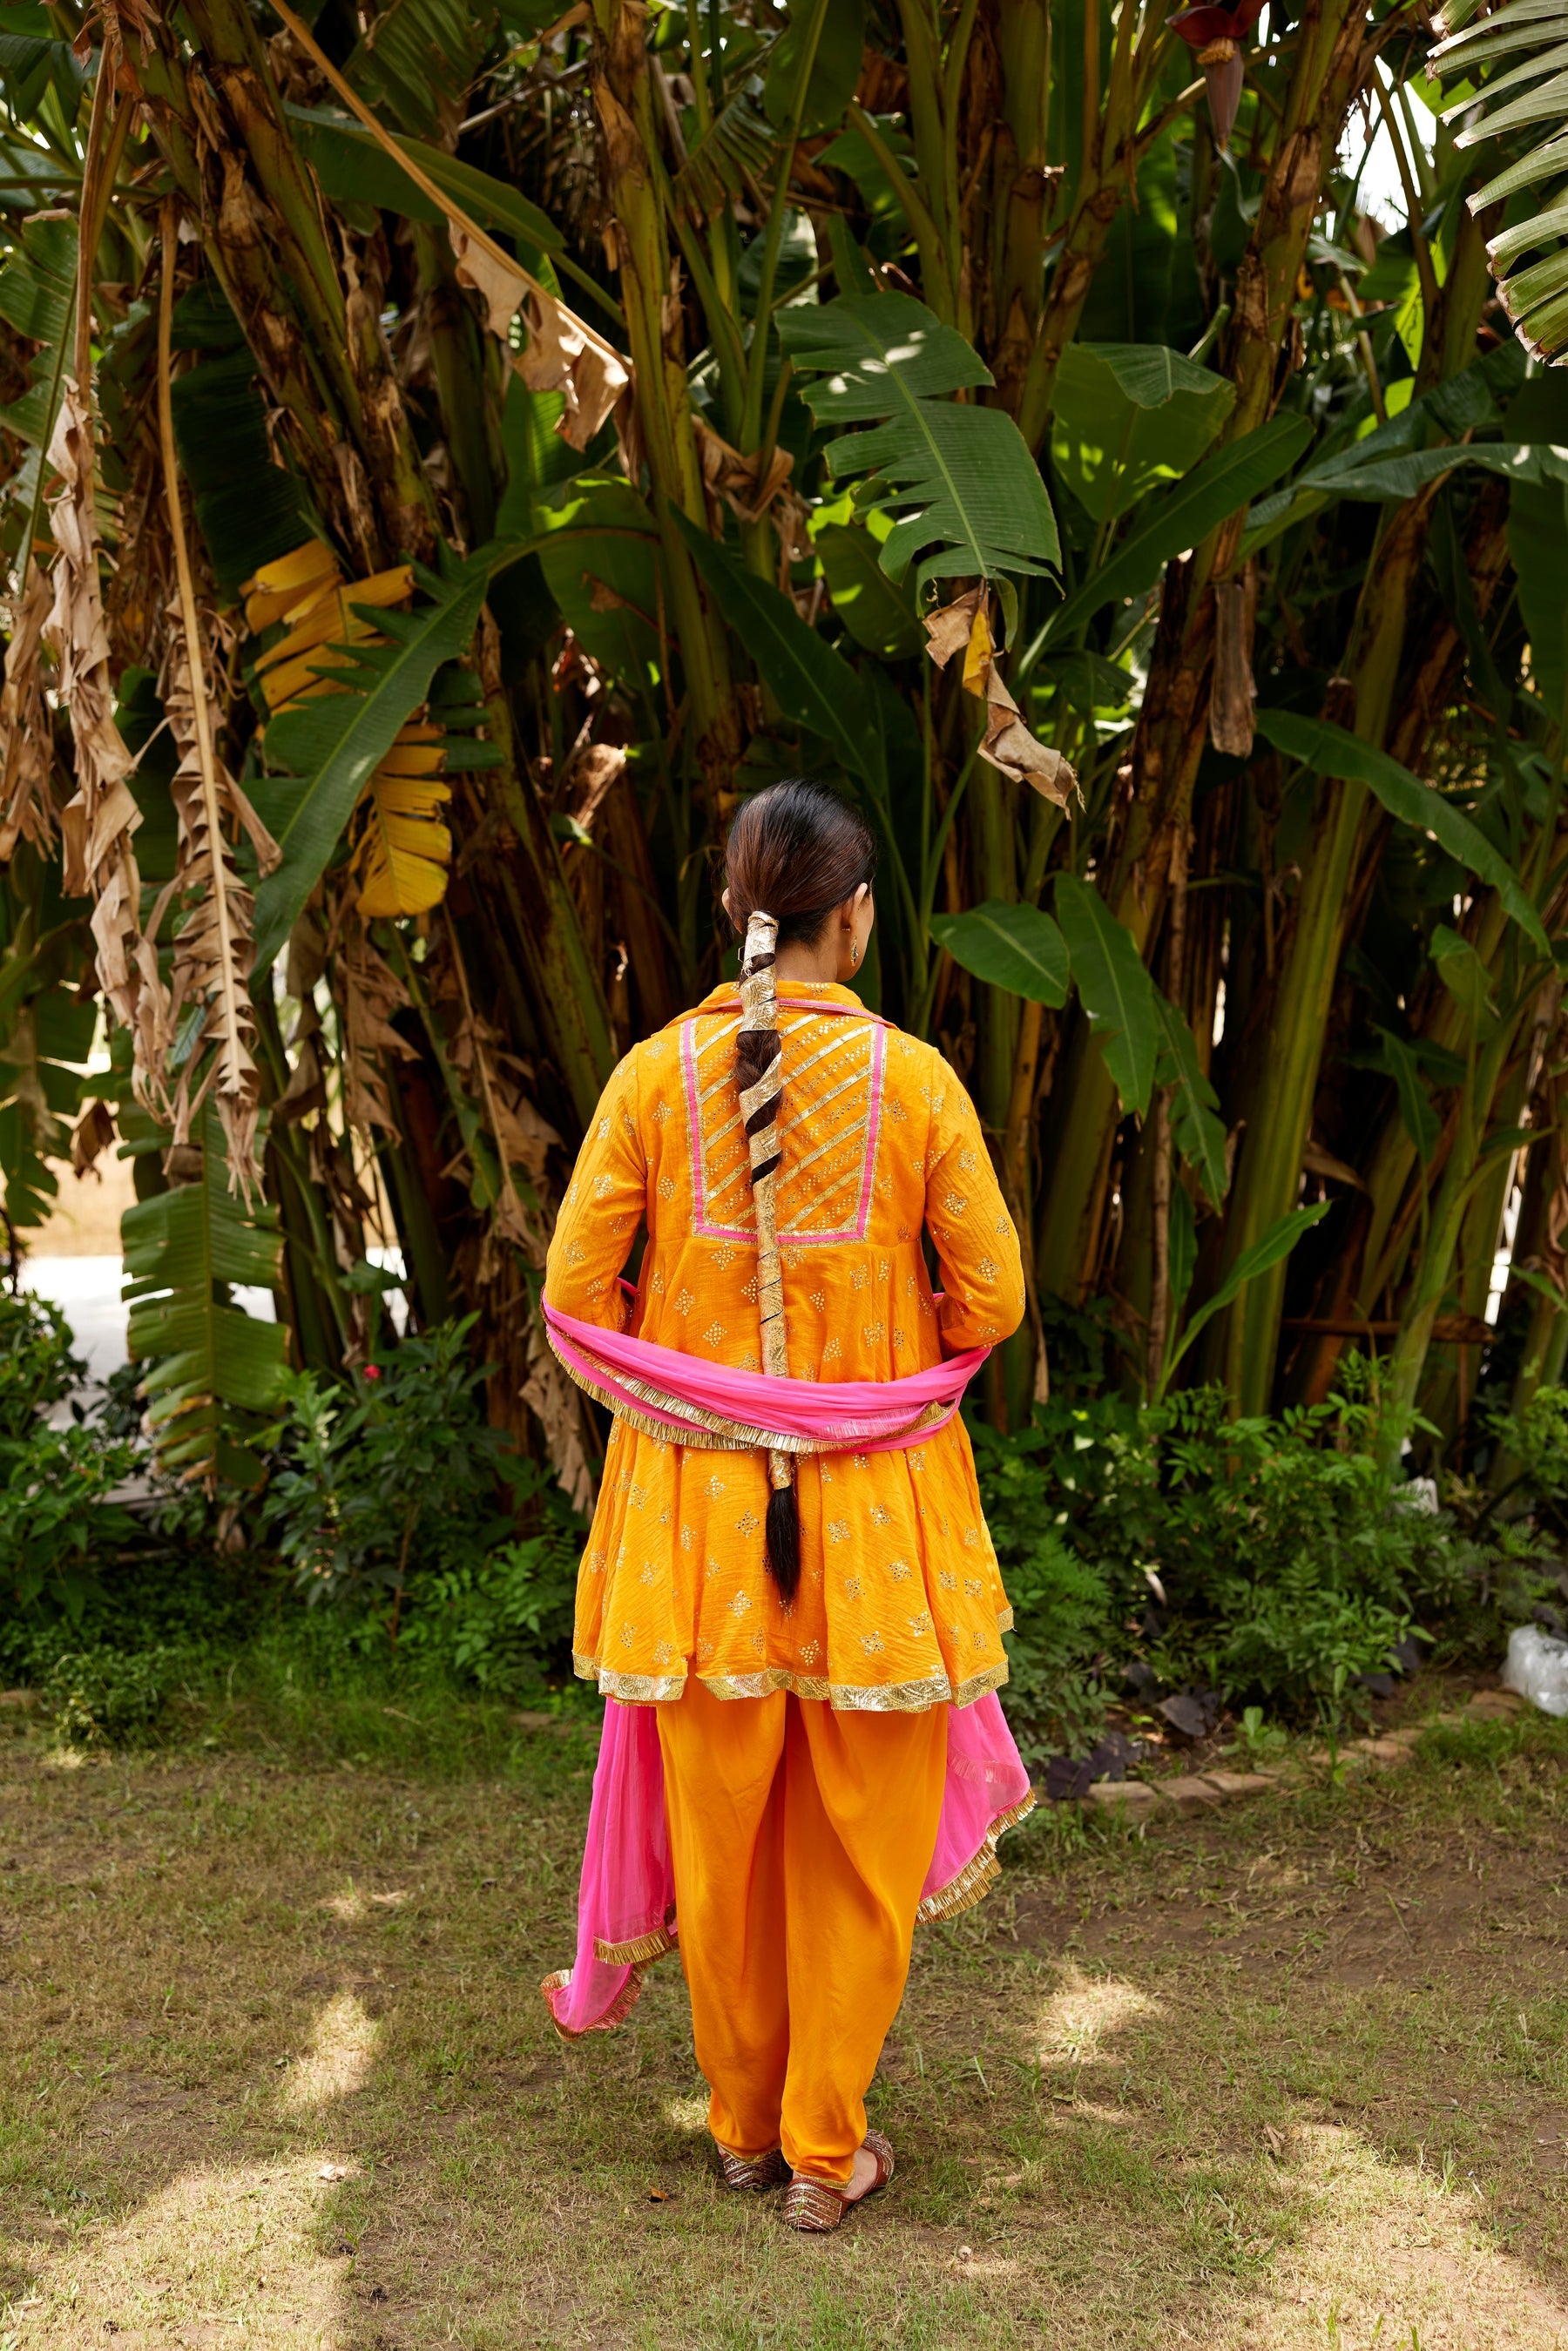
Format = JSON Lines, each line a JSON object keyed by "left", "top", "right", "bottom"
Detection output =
{"left": 344, "top": 0, "right": 496, "bottom": 143}
{"left": 1432, "top": 0, "right": 1568, "bottom": 362}
{"left": 671, "top": 88, "right": 776, "bottom": 220}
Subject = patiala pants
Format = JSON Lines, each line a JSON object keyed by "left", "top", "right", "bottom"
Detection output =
{"left": 656, "top": 1676, "right": 948, "bottom": 2185}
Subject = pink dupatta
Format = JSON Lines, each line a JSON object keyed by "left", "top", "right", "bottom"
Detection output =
{"left": 544, "top": 1300, "right": 984, "bottom": 1455}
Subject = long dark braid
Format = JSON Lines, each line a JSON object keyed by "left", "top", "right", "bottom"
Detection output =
{"left": 725, "top": 782, "right": 876, "bottom": 1603}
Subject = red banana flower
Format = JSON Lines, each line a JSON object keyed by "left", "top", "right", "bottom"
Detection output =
{"left": 1170, "top": 0, "right": 1267, "bottom": 147}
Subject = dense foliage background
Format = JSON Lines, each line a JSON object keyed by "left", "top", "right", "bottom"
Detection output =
{"left": 0, "top": 0, "right": 1566, "bottom": 1739}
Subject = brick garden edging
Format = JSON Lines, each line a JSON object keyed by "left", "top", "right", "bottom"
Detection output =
{"left": 1076, "top": 1686, "right": 1527, "bottom": 1822}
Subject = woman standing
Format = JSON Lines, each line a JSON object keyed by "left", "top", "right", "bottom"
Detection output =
{"left": 541, "top": 780, "right": 1031, "bottom": 2231}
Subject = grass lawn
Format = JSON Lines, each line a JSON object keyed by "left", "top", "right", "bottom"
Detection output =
{"left": 2, "top": 1679, "right": 1566, "bottom": 2350}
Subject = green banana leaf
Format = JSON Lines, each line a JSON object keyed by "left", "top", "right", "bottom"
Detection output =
{"left": 0, "top": 919, "right": 95, "bottom": 1231}
{"left": 814, "top": 519, "right": 924, "bottom": 659}
{"left": 1375, "top": 1027, "right": 1441, "bottom": 1167}
{"left": 285, "top": 105, "right": 564, "bottom": 258}
{"left": 764, "top": 0, "right": 864, "bottom": 134}
{"left": 1053, "top": 874, "right": 1159, "bottom": 1118}
{"left": 171, "top": 347, "right": 311, "bottom": 598}
{"left": 533, "top": 474, "right": 663, "bottom": 691}
{"left": 776, "top": 292, "right": 1060, "bottom": 591}
{"left": 0, "top": 213, "right": 76, "bottom": 451}
{"left": 929, "top": 901, "right": 1071, "bottom": 1007}
{"left": 675, "top": 513, "right": 888, "bottom": 796}
{"left": 123, "top": 1103, "right": 291, "bottom": 1485}
{"left": 1159, "top": 1203, "right": 1330, "bottom": 1397}
{"left": 0, "top": 5, "right": 85, "bottom": 122}
{"left": 1253, "top": 708, "right": 1552, "bottom": 957}
{"left": 1026, "top": 415, "right": 1311, "bottom": 657}
{"left": 340, "top": 0, "right": 495, "bottom": 145}
{"left": 1154, "top": 995, "right": 1228, "bottom": 1209}
{"left": 1051, "top": 342, "right": 1235, "bottom": 524}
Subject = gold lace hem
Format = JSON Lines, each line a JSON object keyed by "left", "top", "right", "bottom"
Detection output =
{"left": 916, "top": 1789, "right": 1037, "bottom": 1923}
{"left": 593, "top": 1922, "right": 677, "bottom": 1967}
{"left": 541, "top": 1961, "right": 653, "bottom": 2040}
{"left": 573, "top": 1652, "right": 1009, "bottom": 1713}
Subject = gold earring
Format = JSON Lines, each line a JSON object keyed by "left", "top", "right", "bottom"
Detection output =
{"left": 850, "top": 937, "right": 860, "bottom": 969}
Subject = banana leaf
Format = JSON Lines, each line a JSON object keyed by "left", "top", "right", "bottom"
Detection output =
{"left": 1054, "top": 874, "right": 1159, "bottom": 1117}
{"left": 1253, "top": 708, "right": 1552, "bottom": 956}
{"left": 252, "top": 550, "right": 497, "bottom": 974}
{"left": 123, "top": 1103, "right": 290, "bottom": 1485}
{"left": 777, "top": 292, "right": 1060, "bottom": 591}
{"left": 929, "top": 901, "right": 1070, "bottom": 1007}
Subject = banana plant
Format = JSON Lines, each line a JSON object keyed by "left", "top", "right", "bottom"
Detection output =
{"left": 0, "top": 0, "right": 1565, "bottom": 1513}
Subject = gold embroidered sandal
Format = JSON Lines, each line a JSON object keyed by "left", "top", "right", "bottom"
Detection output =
{"left": 718, "top": 2145, "right": 788, "bottom": 2192}
{"left": 781, "top": 2131, "right": 896, "bottom": 2232}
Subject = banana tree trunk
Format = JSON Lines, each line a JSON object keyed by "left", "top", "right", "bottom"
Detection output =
{"left": 592, "top": 0, "right": 741, "bottom": 794}
{"left": 1215, "top": 498, "right": 1433, "bottom": 1413}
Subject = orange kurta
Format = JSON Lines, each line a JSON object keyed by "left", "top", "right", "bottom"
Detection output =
{"left": 543, "top": 979, "right": 1027, "bottom": 1711}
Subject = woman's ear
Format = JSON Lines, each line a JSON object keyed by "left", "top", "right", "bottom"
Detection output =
{"left": 721, "top": 888, "right": 734, "bottom": 929}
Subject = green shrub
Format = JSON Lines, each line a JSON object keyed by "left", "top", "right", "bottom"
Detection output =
{"left": 0, "top": 1288, "right": 85, "bottom": 1431}
{"left": 396, "top": 1466, "right": 582, "bottom": 1692}
{"left": 262, "top": 1316, "right": 520, "bottom": 1625}
{"left": 0, "top": 1291, "right": 139, "bottom": 1622}
{"left": 972, "top": 1365, "right": 1556, "bottom": 1745}
{"left": 42, "top": 1643, "right": 179, "bottom": 1745}
{"left": 1482, "top": 1384, "right": 1568, "bottom": 1536}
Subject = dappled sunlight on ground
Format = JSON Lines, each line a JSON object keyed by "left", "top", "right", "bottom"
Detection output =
{"left": 3, "top": 1727, "right": 1566, "bottom": 2348}
{"left": 1227, "top": 2122, "right": 1568, "bottom": 2350}
{"left": 316, "top": 1878, "right": 411, "bottom": 1925}
{"left": 281, "top": 1992, "right": 380, "bottom": 2115}
{"left": 4, "top": 2155, "right": 352, "bottom": 2348}
{"left": 1031, "top": 1962, "right": 1162, "bottom": 2070}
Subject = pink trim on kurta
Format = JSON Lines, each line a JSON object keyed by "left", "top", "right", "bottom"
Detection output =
{"left": 543, "top": 1692, "right": 1034, "bottom": 2039}
{"left": 679, "top": 1003, "right": 888, "bottom": 1246}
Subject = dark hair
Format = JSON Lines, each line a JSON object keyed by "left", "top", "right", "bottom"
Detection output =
{"left": 725, "top": 780, "right": 876, "bottom": 957}
{"left": 725, "top": 781, "right": 875, "bottom": 1604}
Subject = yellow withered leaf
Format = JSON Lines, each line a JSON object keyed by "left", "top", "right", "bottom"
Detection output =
{"left": 241, "top": 541, "right": 341, "bottom": 635}
{"left": 244, "top": 547, "right": 461, "bottom": 922}
{"left": 253, "top": 565, "right": 416, "bottom": 718}
{"left": 352, "top": 722, "right": 453, "bottom": 919}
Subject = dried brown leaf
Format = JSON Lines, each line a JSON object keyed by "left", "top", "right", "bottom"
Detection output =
{"left": 46, "top": 379, "right": 145, "bottom": 1029}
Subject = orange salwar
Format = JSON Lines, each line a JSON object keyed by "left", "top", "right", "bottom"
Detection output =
{"left": 658, "top": 1676, "right": 947, "bottom": 2185}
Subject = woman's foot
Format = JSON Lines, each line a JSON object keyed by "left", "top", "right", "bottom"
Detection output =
{"left": 781, "top": 2131, "right": 896, "bottom": 2232}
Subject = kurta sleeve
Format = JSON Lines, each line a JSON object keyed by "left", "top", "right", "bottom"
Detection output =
{"left": 544, "top": 1051, "right": 648, "bottom": 1332}
{"left": 921, "top": 1060, "right": 1026, "bottom": 1355}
